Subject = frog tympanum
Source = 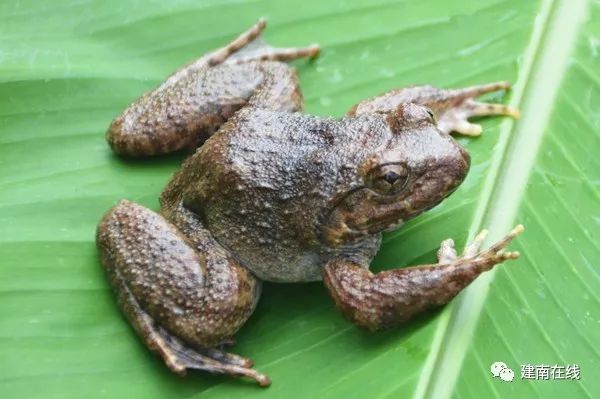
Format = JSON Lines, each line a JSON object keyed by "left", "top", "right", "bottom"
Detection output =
{"left": 96, "top": 19, "right": 523, "bottom": 386}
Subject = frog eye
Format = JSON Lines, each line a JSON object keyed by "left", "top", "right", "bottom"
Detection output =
{"left": 367, "top": 163, "right": 410, "bottom": 195}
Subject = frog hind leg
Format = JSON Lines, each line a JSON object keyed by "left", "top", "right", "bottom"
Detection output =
{"left": 107, "top": 19, "right": 319, "bottom": 157}
{"left": 112, "top": 270, "right": 270, "bottom": 385}
{"left": 349, "top": 81, "right": 519, "bottom": 136}
{"left": 96, "top": 200, "right": 270, "bottom": 386}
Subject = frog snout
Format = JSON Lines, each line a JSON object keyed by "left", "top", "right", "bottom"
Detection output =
{"left": 447, "top": 142, "right": 470, "bottom": 186}
{"left": 458, "top": 144, "right": 470, "bottom": 174}
{"left": 433, "top": 138, "right": 470, "bottom": 191}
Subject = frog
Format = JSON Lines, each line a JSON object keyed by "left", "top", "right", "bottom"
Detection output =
{"left": 96, "top": 19, "right": 524, "bottom": 386}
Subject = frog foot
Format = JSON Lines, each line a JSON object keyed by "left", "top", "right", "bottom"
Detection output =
{"left": 435, "top": 81, "right": 520, "bottom": 136}
{"left": 156, "top": 326, "right": 271, "bottom": 386}
{"left": 223, "top": 18, "right": 320, "bottom": 64}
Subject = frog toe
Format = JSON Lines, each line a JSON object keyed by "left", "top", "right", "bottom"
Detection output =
{"left": 441, "top": 119, "right": 483, "bottom": 136}
{"left": 157, "top": 327, "right": 270, "bottom": 386}
{"left": 435, "top": 82, "right": 519, "bottom": 136}
{"left": 467, "top": 101, "right": 520, "bottom": 119}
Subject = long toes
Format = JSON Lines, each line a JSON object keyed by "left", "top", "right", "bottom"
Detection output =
{"left": 458, "top": 81, "right": 512, "bottom": 98}
{"left": 455, "top": 120, "right": 483, "bottom": 136}
{"left": 183, "top": 355, "right": 271, "bottom": 386}
{"left": 469, "top": 101, "right": 520, "bottom": 118}
{"left": 193, "top": 361, "right": 271, "bottom": 387}
{"left": 437, "top": 116, "right": 482, "bottom": 136}
{"left": 203, "top": 346, "right": 254, "bottom": 368}
{"left": 178, "top": 347, "right": 270, "bottom": 386}
{"left": 156, "top": 327, "right": 269, "bottom": 386}
{"left": 227, "top": 366, "right": 271, "bottom": 387}
{"left": 207, "top": 18, "right": 268, "bottom": 66}
{"left": 233, "top": 44, "right": 321, "bottom": 63}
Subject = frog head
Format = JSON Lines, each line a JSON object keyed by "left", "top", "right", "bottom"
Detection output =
{"left": 323, "top": 103, "right": 470, "bottom": 247}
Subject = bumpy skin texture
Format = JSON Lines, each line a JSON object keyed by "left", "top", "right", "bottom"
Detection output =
{"left": 349, "top": 82, "right": 520, "bottom": 136}
{"left": 164, "top": 104, "right": 469, "bottom": 282}
{"left": 322, "top": 225, "right": 522, "bottom": 332}
{"left": 97, "top": 200, "right": 260, "bottom": 347}
{"left": 97, "top": 20, "right": 522, "bottom": 386}
{"left": 108, "top": 61, "right": 303, "bottom": 156}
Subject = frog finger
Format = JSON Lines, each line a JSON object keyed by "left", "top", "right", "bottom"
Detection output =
{"left": 437, "top": 238, "right": 457, "bottom": 264}
{"left": 462, "top": 229, "right": 488, "bottom": 258}
{"left": 484, "top": 224, "right": 525, "bottom": 255}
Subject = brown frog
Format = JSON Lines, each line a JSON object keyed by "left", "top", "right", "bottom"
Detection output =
{"left": 96, "top": 19, "right": 523, "bottom": 386}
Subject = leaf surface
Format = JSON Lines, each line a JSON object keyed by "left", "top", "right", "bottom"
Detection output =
{"left": 0, "top": 0, "right": 598, "bottom": 398}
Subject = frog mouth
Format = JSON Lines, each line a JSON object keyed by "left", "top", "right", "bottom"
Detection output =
{"left": 346, "top": 191, "right": 411, "bottom": 234}
{"left": 327, "top": 167, "right": 462, "bottom": 236}
{"left": 321, "top": 186, "right": 408, "bottom": 243}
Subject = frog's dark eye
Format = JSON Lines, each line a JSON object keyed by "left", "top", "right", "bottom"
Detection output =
{"left": 367, "top": 163, "right": 410, "bottom": 195}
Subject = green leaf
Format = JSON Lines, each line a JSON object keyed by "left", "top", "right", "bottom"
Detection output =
{"left": 0, "top": 0, "right": 598, "bottom": 398}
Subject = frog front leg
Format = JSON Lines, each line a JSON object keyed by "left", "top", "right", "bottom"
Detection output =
{"left": 96, "top": 200, "right": 270, "bottom": 386}
{"left": 348, "top": 81, "right": 520, "bottom": 136}
{"left": 322, "top": 225, "right": 523, "bottom": 331}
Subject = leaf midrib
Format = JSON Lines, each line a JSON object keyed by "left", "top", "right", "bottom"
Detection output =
{"left": 414, "top": 0, "right": 590, "bottom": 397}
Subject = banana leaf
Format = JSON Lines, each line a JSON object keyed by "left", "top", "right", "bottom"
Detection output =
{"left": 0, "top": 0, "right": 598, "bottom": 397}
